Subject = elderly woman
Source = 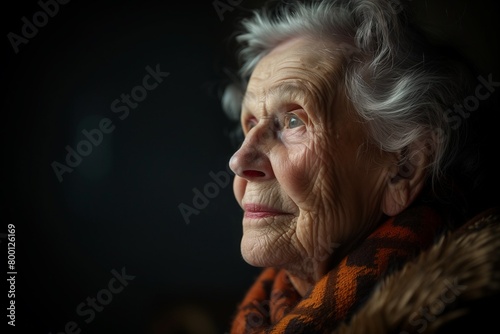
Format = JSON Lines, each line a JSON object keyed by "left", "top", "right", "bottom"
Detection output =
{"left": 221, "top": 0, "right": 500, "bottom": 333}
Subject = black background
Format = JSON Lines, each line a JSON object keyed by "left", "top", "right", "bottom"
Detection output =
{"left": 3, "top": 0, "right": 500, "bottom": 334}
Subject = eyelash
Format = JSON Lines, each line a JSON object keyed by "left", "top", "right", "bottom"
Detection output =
{"left": 244, "top": 112, "right": 305, "bottom": 133}
{"left": 284, "top": 114, "right": 304, "bottom": 129}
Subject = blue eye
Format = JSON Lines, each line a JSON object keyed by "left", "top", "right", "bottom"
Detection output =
{"left": 285, "top": 114, "right": 304, "bottom": 129}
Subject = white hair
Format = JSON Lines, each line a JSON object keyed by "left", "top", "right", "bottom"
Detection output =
{"left": 221, "top": 0, "right": 472, "bottom": 187}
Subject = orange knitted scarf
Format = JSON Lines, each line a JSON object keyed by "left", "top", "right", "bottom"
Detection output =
{"left": 230, "top": 204, "right": 446, "bottom": 333}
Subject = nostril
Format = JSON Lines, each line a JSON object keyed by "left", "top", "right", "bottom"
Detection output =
{"left": 243, "top": 170, "right": 266, "bottom": 178}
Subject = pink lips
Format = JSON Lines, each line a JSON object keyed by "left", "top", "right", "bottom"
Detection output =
{"left": 243, "top": 203, "right": 289, "bottom": 219}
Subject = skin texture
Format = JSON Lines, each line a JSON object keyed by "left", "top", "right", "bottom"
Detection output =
{"left": 229, "top": 37, "right": 424, "bottom": 296}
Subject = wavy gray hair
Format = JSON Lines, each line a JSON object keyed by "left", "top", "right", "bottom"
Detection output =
{"left": 221, "top": 0, "right": 472, "bottom": 187}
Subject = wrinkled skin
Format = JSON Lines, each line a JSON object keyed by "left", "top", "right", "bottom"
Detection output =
{"left": 229, "top": 38, "right": 398, "bottom": 296}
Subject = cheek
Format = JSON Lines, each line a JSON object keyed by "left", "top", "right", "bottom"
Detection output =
{"left": 233, "top": 176, "right": 246, "bottom": 207}
{"left": 273, "top": 143, "right": 323, "bottom": 205}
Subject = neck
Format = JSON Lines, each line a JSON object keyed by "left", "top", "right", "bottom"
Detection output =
{"left": 285, "top": 255, "right": 335, "bottom": 296}
{"left": 287, "top": 274, "right": 313, "bottom": 296}
{"left": 284, "top": 236, "right": 366, "bottom": 296}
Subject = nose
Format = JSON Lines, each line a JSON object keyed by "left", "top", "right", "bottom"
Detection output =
{"left": 229, "top": 123, "right": 274, "bottom": 181}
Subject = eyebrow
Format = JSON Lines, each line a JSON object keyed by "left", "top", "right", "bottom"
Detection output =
{"left": 242, "top": 82, "right": 308, "bottom": 111}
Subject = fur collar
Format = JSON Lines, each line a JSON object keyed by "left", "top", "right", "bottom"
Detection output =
{"left": 334, "top": 207, "right": 500, "bottom": 333}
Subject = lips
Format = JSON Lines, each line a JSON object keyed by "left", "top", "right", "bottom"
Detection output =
{"left": 243, "top": 203, "right": 290, "bottom": 219}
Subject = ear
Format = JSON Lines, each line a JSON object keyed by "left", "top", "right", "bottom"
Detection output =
{"left": 381, "top": 142, "right": 431, "bottom": 216}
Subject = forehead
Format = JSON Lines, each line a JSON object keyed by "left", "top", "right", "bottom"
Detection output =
{"left": 243, "top": 37, "right": 341, "bottom": 106}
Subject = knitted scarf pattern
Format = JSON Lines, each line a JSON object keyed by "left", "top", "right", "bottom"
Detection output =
{"left": 230, "top": 204, "right": 446, "bottom": 333}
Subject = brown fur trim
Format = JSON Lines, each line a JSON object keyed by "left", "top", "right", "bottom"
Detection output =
{"left": 333, "top": 209, "right": 500, "bottom": 334}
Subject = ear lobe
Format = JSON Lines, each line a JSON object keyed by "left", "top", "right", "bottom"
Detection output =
{"left": 382, "top": 143, "right": 430, "bottom": 216}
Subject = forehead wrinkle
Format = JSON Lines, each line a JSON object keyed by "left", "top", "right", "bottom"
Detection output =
{"left": 242, "top": 53, "right": 319, "bottom": 105}
{"left": 267, "top": 82, "right": 308, "bottom": 103}
{"left": 243, "top": 81, "right": 310, "bottom": 110}
{"left": 242, "top": 87, "right": 267, "bottom": 115}
{"left": 241, "top": 41, "right": 343, "bottom": 119}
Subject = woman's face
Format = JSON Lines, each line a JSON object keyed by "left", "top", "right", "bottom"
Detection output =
{"left": 229, "top": 38, "right": 394, "bottom": 279}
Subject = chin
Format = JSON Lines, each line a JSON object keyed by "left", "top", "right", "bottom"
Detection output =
{"left": 240, "top": 233, "right": 287, "bottom": 268}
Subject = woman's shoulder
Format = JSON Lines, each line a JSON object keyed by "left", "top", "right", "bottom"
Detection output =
{"left": 335, "top": 205, "right": 500, "bottom": 333}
